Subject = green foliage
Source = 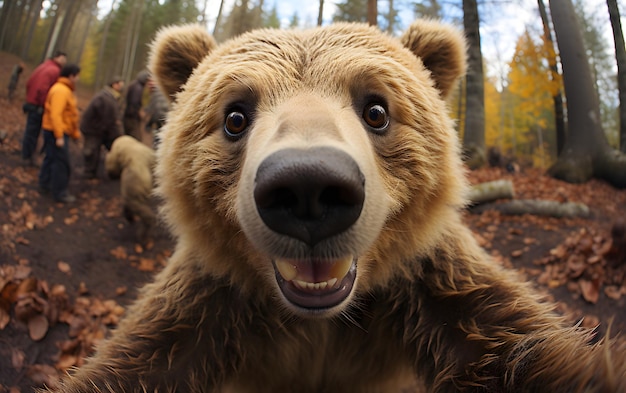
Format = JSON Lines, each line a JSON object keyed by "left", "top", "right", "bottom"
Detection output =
{"left": 289, "top": 12, "right": 300, "bottom": 28}
{"left": 333, "top": 0, "right": 368, "bottom": 23}
{"left": 215, "top": 0, "right": 264, "bottom": 41}
{"left": 79, "top": 28, "right": 99, "bottom": 86}
{"left": 264, "top": 4, "right": 281, "bottom": 28}
{"left": 413, "top": 0, "right": 442, "bottom": 19}
{"left": 379, "top": 1, "right": 401, "bottom": 34}
{"left": 93, "top": 0, "right": 201, "bottom": 86}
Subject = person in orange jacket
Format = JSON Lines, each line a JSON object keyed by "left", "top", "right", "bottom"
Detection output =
{"left": 38, "top": 64, "right": 81, "bottom": 203}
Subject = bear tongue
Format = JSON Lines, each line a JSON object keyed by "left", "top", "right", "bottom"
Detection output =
{"left": 275, "top": 257, "right": 353, "bottom": 285}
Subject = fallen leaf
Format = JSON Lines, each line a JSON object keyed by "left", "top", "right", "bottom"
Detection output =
{"left": 57, "top": 261, "right": 71, "bottom": 274}
{"left": 548, "top": 280, "right": 561, "bottom": 288}
{"left": 56, "top": 353, "right": 78, "bottom": 370}
{"left": 14, "top": 265, "right": 32, "bottom": 280}
{"left": 11, "top": 348, "right": 25, "bottom": 370}
{"left": 78, "top": 282, "right": 89, "bottom": 295}
{"left": 604, "top": 286, "right": 622, "bottom": 300}
{"left": 115, "top": 286, "right": 127, "bottom": 296}
{"left": 0, "top": 307, "right": 10, "bottom": 329}
{"left": 15, "top": 277, "right": 37, "bottom": 297}
{"left": 137, "top": 258, "right": 155, "bottom": 272}
{"left": 579, "top": 279, "right": 600, "bottom": 304}
{"left": 28, "top": 314, "right": 49, "bottom": 341}
{"left": 25, "top": 364, "right": 59, "bottom": 388}
{"left": 580, "top": 315, "right": 601, "bottom": 329}
{"left": 110, "top": 246, "right": 127, "bottom": 260}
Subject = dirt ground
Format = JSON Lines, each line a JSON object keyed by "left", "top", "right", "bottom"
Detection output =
{"left": 0, "top": 52, "right": 625, "bottom": 392}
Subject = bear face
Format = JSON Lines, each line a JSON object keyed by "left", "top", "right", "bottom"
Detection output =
{"left": 150, "top": 21, "right": 467, "bottom": 317}
{"left": 48, "top": 21, "right": 626, "bottom": 393}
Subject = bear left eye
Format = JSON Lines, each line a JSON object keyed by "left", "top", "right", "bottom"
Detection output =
{"left": 362, "top": 103, "right": 389, "bottom": 132}
{"left": 224, "top": 111, "right": 249, "bottom": 138}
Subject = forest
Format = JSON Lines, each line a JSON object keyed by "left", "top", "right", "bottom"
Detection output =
{"left": 2, "top": 0, "right": 626, "bottom": 185}
{"left": 0, "top": 0, "right": 626, "bottom": 391}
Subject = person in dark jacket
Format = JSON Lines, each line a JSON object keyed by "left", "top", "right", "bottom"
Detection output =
{"left": 22, "top": 50, "right": 67, "bottom": 167}
{"left": 80, "top": 76, "right": 125, "bottom": 179}
{"left": 144, "top": 80, "right": 170, "bottom": 148}
{"left": 123, "top": 70, "right": 150, "bottom": 141}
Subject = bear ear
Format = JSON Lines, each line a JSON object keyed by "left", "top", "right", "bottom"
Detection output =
{"left": 148, "top": 24, "right": 217, "bottom": 101}
{"left": 400, "top": 20, "right": 467, "bottom": 99}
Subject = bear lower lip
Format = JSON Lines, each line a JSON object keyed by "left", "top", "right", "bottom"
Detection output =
{"left": 273, "top": 257, "right": 357, "bottom": 309}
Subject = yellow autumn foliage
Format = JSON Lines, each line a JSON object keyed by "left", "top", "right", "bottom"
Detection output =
{"left": 484, "top": 29, "right": 560, "bottom": 168}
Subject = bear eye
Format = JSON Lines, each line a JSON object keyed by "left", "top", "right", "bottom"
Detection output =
{"left": 362, "top": 102, "right": 389, "bottom": 132}
{"left": 224, "top": 111, "right": 249, "bottom": 138}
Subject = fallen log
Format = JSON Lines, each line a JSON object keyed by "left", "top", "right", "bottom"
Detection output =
{"left": 470, "top": 199, "right": 590, "bottom": 218}
{"left": 467, "top": 179, "right": 515, "bottom": 205}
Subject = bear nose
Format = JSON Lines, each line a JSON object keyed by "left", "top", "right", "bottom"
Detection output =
{"left": 254, "top": 147, "right": 365, "bottom": 246}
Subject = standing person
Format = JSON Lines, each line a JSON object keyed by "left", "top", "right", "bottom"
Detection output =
{"left": 7, "top": 61, "right": 24, "bottom": 102}
{"left": 38, "top": 64, "right": 81, "bottom": 204}
{"left": 123, "top": 70, "right": 150, "bottom": 141}
{"left": 80, "top": 76, "right": 125, "bottom": 179}
{"left": 144, "top": 82, "right": 170, "bottom": 148}
{"left": 21, "top": 50, "right": 67, "bottom": 167}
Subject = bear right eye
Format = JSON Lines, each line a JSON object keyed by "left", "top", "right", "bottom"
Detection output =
{"left": 362, "top": 102, "right": 389, "bottom": 133}
{"left": 224, "top": 111, "right": 249, "bottom": 139}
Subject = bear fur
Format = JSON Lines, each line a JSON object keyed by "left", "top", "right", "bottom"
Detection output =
{"left": 105, "top": 135, "right": 156, "bottom": 243}
{"left": 48, "top": 21, "right": 626, "bottom": 392}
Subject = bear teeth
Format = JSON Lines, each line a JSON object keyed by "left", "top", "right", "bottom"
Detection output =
{"left": 275, "top": 259, "right": 298, "bottom": 281}
{"left": 293, "top": 278, "right": 338, "bottom": 291}
{"left": 274, "top": 256, "right": 353, "bottom": 289}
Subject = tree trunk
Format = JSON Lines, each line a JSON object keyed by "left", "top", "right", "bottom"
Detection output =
{"left": 317, "top": 0, "right": 324, "bottom": 26}
{"left": 55, "top": 0, "right": 82, "bottom": 56}
{"left": 124, "top": 0, "right": 145, "bottom": 81}
{"left": 0, "top": 0, "right": 19, "bottom": 52}
{"left": 386, "top": 0, "right": 394, "bottom": 33}
{"left": 20, "top": 0, "right": 43, "bottom": 60}
{"left": 43, "top": 0, "right": 67, "bottom": 62}
{"left": 471, "top": 199, "right": 589, "bottom": 218}
{"left": 462, "top": 0, "right": 486, "bottom": 169}
{"left": 367, "top": 0, "right": 377, "bottom": 26}
{"left": 95, "top": 0, "right": 118, "bottom": 89}
{"left": 213, "top": 0, "right": 225, "bottom": 36}
{"left": 0, "top": 0, "right": 14, "bottom": 51}
{"left": 548, "top": 0, "right": 626, "bottom": 188}
{"left": 12, "top": 0, "right": 30, "bottom": 53}
{"left": 200, "top": 0, "right": 209, "bottom": 24}
{"left": 607, "top": 0, "right": 626, "bottom": 153}
{"left": 538, "top": 0, "right": 566, "bottom": 155}
{"left": 76, "top": 1, "right": 97, "bottom": 64}
{"left": 467, "top": 180, "right": 515, "bottom": 205}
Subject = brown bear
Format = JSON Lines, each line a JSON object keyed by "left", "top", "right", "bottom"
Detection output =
{"left": 105, "top": 135, "right": 156, "bottom": 243}
{"left": 48, "top": 20, "right": 626, "bottom": 392}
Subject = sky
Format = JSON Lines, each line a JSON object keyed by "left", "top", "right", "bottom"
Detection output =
{"left": 91, "top": 0, "right": 621, "bottom": 83}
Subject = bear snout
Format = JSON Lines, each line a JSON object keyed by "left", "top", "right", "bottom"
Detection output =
{"left": 254, "top": 147, "right": 365, "bottom": 246}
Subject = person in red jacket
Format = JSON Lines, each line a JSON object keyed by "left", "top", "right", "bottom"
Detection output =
{"left": 22, "top": 51, "right": 67, "bottom": 167}
{"left": 38, "top": 64, "right": 81, "bottom": 204}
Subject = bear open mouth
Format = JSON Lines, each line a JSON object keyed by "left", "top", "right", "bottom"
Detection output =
{"left": 273, "top": 256, "right": 356, "bottom": 310}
